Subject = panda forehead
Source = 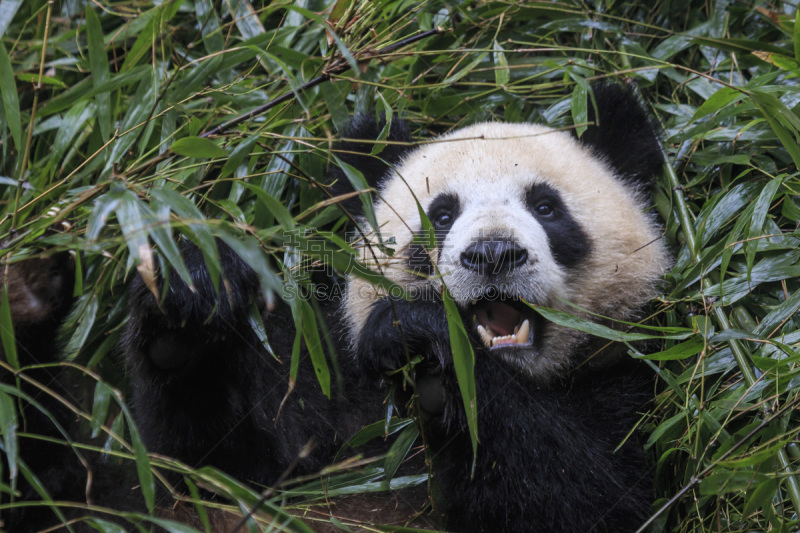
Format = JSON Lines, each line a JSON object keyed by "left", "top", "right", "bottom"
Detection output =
{"left": 391, "top": 122, "right": 617, "bottom": 203}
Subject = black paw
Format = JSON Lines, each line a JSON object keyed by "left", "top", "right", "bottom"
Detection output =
{"left": 355, "top": 294, "right": 451, "bottom": 379}
{"left": 124, "top": 241, "right": 260, "bottom": 371}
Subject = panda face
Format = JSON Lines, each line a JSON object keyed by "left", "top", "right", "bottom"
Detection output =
{"left": 345, "top": 122, "right": 669, "bottom": 380}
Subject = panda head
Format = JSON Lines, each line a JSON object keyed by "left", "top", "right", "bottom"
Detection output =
{"left": 341, "top": 84, "right": 670, "bottom": 381}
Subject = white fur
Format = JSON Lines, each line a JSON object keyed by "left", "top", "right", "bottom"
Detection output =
{"left": 345, "top": 122, "right": 669, "bottom": 380}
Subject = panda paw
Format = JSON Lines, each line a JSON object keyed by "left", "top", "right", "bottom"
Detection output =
{"left": 124, "top": 241, "right": 260, "bottom": 371}
{"left": 355, "top": 294, "right": 452, "bottom": 379}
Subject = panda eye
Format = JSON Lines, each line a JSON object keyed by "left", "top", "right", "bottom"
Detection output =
{"left": 535, "top": 201, "right": 555, "bottom": 219}
{"left": 426, "top": 193, "right": 460, "bottom": 232}
{"left": 433, "top": 211, "right": 453, "bottom": 229}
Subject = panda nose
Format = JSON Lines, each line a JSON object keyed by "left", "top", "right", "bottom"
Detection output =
{"left": 460, "top": 240, "right": 528, "bottom": 275}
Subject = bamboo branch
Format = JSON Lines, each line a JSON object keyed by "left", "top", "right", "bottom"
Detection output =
{"left": 200, "top": 27, "right": 444, "bottom": 138}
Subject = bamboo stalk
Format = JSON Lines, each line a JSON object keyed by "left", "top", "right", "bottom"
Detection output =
{"left": 637, "top": 150, "right": 800, "bottom": 531}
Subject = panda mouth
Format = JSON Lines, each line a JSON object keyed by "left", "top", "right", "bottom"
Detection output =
{"left": 470, "top": 297, "right": 538, "bottom": 350}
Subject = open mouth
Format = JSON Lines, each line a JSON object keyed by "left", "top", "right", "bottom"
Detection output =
{"left": 470, "top": 296, "right": 539, "bottom": 350}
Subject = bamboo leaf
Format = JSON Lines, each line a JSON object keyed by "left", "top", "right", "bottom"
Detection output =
{"left": 442, "top": 286, "right": 478, "bottom": 472}
{"left": 0, "top": 285, "right": 18, "bottom": 370}
{"left": 0, "top": 41, "right": 21, "bottom": 151}
{"left": 85, "top": 6, "right": 112, "bottom": 142}
{"left": 527, "top": 304, "right": 693, "bottom": 342}
{"left": 493, "top": 40, "right": 510, "bottom": 86}
{"left": 0, "top": 390, "right": 18, "bottom": 483}
{"left": 170, "top": 136, "right": 228, "bottom": 159}
{"left": 382, "top": 423, "right": 419, "bottom": 484}
{"left": 0, "top": 0, "right": 22, "bottom": 38}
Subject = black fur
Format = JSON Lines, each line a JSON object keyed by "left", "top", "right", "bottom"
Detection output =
{"left": 427, "top": 358, "right": 653, "bottom": 533}
{"left": 578, "top": 82, "right": 662, "bottom": 185}
{"left": 328, "top": 114, "right": 414, "bottom": 217}
{"left": 123, "top": 242, "right": 373, "bottom": 489}
{"left": 355, "top": 291, "right": 451, "bottom": 381}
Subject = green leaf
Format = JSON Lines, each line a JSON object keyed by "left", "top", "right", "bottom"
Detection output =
{"left": 751, "top": 89, "right": 800, "bottom": 169}
{"left": 636, "top": 336, "right": 705, "bottom": 361}
{"left": 230, "top": 0, "right": 264, "bottom": 40}
{"left": 744, "top": 479, "right": 780, "bottom": 517}
{"left": 170, "top": 136, "right": 228, "bottom": 159}
{"left": 443, "top": 52, "right": 488, "bottom": 85}
{"left": 50, "top": 101, "right": 94, "bottom": 179}
{"left": 699, "top": 469, "right": 768, "bottom": 495}
{"left": 63, "top": 294, "right": 99, "bottom": 359}
{"left": 104, "top": 68, "right": 160, "bottom": 171}
{"left": 795, "top": 9, "right": 800, "bottom": 61}
{"left": 703, "top": 253, "right": 800, "bottom": 305}
{"left": 195, "top": 0, "right": 224, "bottom": 54}
{"left": 85, "top": 6, "right": 112, "bottom": 142}
{"left": 331, "top": 155, "right": 381, "bottom": 237}
{"left": 337, "top": 418, "right": 415, "bottom": 455}
{"left": 118, "top": 402, "right": 155, "bottom": 514}
{"left": 299, "top": 298, "right": 331, "bottom": 398}
{"left": 190, "top": 467, "right": 316, "bottom": 533}
{"left": 120, "top": 1, "right": 184, "bottom": 72}
{"left": 382, "top": 423, "right": 419, "bottom": 484}
{"left": 82, "top": 518, "right": 129, "bottom": 533}
{"left": 90, "top": 381, "right": 113, "bottom": 439}
{"left": 219, "top": 134, "right": 259, "bottom": 180}
{"left": 0, "top": 285, "right": 18, "bottom": 370}
{"left": 493, "top": 40, "right": 510, "bottom": 86}
{"left": 0, "top": 391, "right": 18, "bottom": 484}
{"left": 0, "top": 0, "right": 22, "bottom": 38}
{"left": 217, "top": 230, "right": 283, "bottom": 295}
{"left": 527, "top": 304, "right": 693, "bottom": 342}
{"left": 718, "top": 439, "right": 790, "bottom": 468}
{"left": 690, "top": 87, "right": 744, "bottom": 122}
{"left": 239, "top": 182, "right": 296, "bottom": 231}
{"left": 0, "top": 41, "right": 21, "bottom": 151}
{"left": 329, "top": 0, "right": 352, "bottom": 25}
{"left": 285, "top": 5, "right": 358, "bottom": 73}
{"left": 442, "top": 286, "right": 478, "bottom": 472}
{"left": 14, "top": 73, "right": 67, "bottom": 88}
{"left": 571, "top": 81, "right": 589, "bottom": 137}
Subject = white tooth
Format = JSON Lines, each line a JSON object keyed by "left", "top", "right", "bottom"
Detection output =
{"left": 516, "top": 319, "right": 530, "bottom": 344}
{"left": 513, "top": 324, "right": 520, "bottom": 335}
{"left": 471, "top": 299, "right": 478, "bottom": 306}
{"left": 477, "top": 325, "right": 493, "bottom": 348}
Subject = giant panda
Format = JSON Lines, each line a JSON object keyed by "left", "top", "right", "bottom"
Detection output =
{"left": 338, "top": 81, "right": 671, "bottom": 532}
{"left": 123, "top": 81, "right": 669, "bottom": 531}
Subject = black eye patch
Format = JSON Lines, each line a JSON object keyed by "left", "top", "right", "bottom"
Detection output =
{"left": 407, "top": 193, "right": 461, "bottom": 275}
{"left": 427, "top": 193, "right": 461, "bottom": 233}
{"left": 525, "top": 183, "right": 592, "bottom": 268}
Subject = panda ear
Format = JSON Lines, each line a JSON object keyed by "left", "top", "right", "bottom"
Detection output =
{"left": 577, "top": 82, "right": 663, "bottom": 186}
{"left": 328, "top": 114, "right": 414, "bottom": 217}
